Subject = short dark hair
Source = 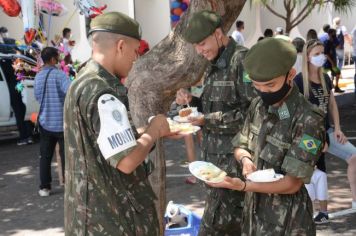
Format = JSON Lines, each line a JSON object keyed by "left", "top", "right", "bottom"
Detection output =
{"left": 263, "top": 28, "right": 273, "bottom": 37}
{"left": 63, "top": 28, "right": 71, "bottom": 37}
{"left": 328, "top": 28, "right": 336, "bottom": 35}
{"left": 306, "top": 29, "right": 318, "bottom": 41}
{"left": 236, "top": 21, "right": 244, "bottom": 29}
{"left": 41, "top": 47, "right": 59, "bottom": 63}
{"left": 0, "top": 27, "right": 8, "bottom": 33}
{"left": 292, "top": 37, "right": 305, "bottom": 53}
{"left": 323, "top": 24, "right": 330, "bottom": 33}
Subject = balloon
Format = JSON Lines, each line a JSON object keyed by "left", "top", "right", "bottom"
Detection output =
{"left": 36, "top": 0, "right": 68, "bottom": 17}
{"left": 182, "top": 0, "right": 190, "bottom": 4}
{"left": 0, "top": 0, "right": 21, "bottom": 17}
{"left": 21, "top": 0, "right": 37, "bottom": 44}
{"left": 170, "top": 14, "right": 180, "bottom": 22}
{"left": 30, "top": 112, "right": 38, "bottom": 124}
{"left": 74, "top": 0, "right": 107, "bottom": 18}
{"left": 172, "top": 8, "right": 183, "bottom": 16}
{"left": 138, "top": 40, "right": 149, "bottom": 56}
{"left": 181, "top": 3, "right": 188, "bottom": 11}
{"left": 171, "top": 1, "right": 181, "bottom": 9}
{"left": 15, "top": 82, "right": 24, "bottom": 92}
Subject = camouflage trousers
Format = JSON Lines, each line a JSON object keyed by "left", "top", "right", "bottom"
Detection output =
{"left": 198, "top": 153, "right": 244, "bottom": 236}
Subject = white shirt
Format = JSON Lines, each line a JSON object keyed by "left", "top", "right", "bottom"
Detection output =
{"left": 336, "top": 25, "right": 348, "bottom": 36}
{"left": 231, "top": 30, "right": 245, "bottom": 46}
{"left": 352, "top": 26, "right": 356, "bottom": 56}
{"left": 62, "top": 38, "right": 72, "bottom": 55}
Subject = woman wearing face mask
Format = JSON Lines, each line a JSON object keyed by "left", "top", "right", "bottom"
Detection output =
{"left": 294, "top": 39, "right": 356, "bottom": 222}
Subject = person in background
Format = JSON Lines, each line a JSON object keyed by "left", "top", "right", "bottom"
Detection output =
{"left": 264, "top": 28, "right": 273, "bottom": 38}
{"left": 292, "top": 37, "right": 305, "bottom": 74}
{"left": 34, "top": 47, "right": 71, "bottom": 197}
{"left": 295, "top": 39, "right": 356, "bottom": 219}
{"left": 0, "top": 26, "right": 34, "bottom": 145}
{"left": 295, "top": 40, "right": 332, "bottom": 224}
{"left": 307, "top": 29, "right": 318, "bottom": 41}
{"left": 62, "top": 28, "right": 74, "bottom": 56}
{"left": 231, "top": 20, "right": 245, "bottom": 46}
{"left": 257, "top": 28, "right": 273, "bottom": 42}
{"left": 323, "top": 28, "right": 344, "bottom": 93}
{"left": 333, "top": 17, "right": 352, "bottom": 70}
{"left": 319, "top": 24, "right": 330, "bottom": 43}
{"left": 352, "top": 25, "right": 356, "bottom": 96}
{"left": 274, "top": 27, "right": 291, "bottom": 42}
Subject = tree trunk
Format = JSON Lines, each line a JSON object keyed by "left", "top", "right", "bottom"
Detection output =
{"left": 285, "top": 18, "right": 293, "bottom": 35}
{"left": 126, "top": 0, "right": 246, "bottom": 234}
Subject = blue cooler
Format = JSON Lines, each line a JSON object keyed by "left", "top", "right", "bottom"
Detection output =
{"left": 164, "top": 204, "right": 201, "bottom": 236}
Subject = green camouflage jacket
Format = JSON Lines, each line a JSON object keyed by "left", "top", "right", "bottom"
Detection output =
{"left": 232, "top": 85, "right": 325, "bottom": 236}
{"left": 201, "top": 39, "right": 257, "bottom": 155}
{"left": 64, "top": 60, "right": 158, "bottom": 236}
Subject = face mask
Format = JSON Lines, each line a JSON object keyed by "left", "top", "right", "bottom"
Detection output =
{"left": 310, "top": 54, "right": 326, "bottom": 67}
{"left": 257, "top": 74, "right": 291, "bottom": 106}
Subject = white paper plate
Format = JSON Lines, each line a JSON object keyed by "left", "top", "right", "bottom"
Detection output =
{"left": 169, "top": 122, "right": 201, "bottom": 135}
{"left": 246, "top": 169, "right": 284, "bottom": 182}
{"left": 189, "top": 161, "right": 227, "bottom": 183}
{"left": 178, "top": 125, "right": 201, "bottom": 135}
{"left": 173, "top": 112, "right": 203, "bottom": 123}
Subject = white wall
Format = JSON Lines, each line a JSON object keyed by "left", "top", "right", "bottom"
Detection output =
{"left": 134, "top": 0, "right": 171, "bottom": 47}
{"left": 0, "top": 13, "right": 24, "bottom": 40}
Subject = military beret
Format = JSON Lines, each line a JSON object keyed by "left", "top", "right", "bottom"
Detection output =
{"left": 183, "top": 10, "right": 222, "bottom": 44}
{"left": 243, "top": 38, "right": 297, "bottom": 82}
{"left": 89, "top": 12, "right": 141, "bottom": 40}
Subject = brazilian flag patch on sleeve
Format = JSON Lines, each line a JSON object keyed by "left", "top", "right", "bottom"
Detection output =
{"left": 298, "top": 134, "right": 321, "bottom": 155}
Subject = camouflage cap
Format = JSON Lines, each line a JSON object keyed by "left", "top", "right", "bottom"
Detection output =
{"left": 243, "top": 38, "right": 297, "bottom": 82}
{"left": 89, "top": 12, "right": 141, "bottom": 40}
{"left": 183, "top": 10, "right": 222, "bottom": 44}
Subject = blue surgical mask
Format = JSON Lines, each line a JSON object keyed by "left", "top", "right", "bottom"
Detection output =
{"left": 310, "top": 54, "right": 326, "bottom": 67}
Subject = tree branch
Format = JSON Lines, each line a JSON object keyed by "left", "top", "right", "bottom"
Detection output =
{"left": 291, "top": 1, "right": 318, "bottom": 29}
{"left": 265, "top": 3, "right": 287, "bottom": 20}
{"left": 283, "top": 0, "right": 288, "bottom": 9}
{"left": 290, "top": 0, "right": 296, "bottom": 12}
{"left": 290, "top": 1, "right": 313, "bottom": 25}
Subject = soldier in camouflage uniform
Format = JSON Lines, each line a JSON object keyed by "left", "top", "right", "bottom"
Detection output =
{"left": 209, "top": 38, "right": 326, "bottom": 236}
{"left": 182, "top": 11, "right": 257, "bottom": 235}
{"left": 64, "top": 12, "right": 172, "bottom": 235}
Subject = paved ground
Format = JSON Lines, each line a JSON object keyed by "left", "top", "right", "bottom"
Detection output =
{"left": 0, "top": 67, "right": 355, "bottom": 235}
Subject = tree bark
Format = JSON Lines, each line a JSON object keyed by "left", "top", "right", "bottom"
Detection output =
{"left": 126, "top": 0, "right": 246, "bottom": 234}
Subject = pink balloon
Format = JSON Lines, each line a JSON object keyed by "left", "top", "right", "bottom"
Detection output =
{"left": 182, "top": 0, "right": 190, "bottom": 4}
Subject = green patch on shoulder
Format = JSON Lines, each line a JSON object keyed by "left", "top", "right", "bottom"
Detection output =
{"left": 243, "top": 72, "right": 252, "bottom": 83}
{"left": 298, "top": 134, "right": 321, "bottom": 155}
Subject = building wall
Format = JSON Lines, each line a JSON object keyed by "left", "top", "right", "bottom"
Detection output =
{"left": 1, "top": 1, "right": 355, "bottom": 62}
{"left": 134, "top": 0, "right": 171, "bottom": 47}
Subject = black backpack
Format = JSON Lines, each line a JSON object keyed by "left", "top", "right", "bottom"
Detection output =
{"left": 337, "top": 29, "right": 344, "bottom": 49}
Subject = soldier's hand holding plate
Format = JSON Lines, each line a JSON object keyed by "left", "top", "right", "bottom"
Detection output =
{"left": 207, "top": 176, "right": 246, "bottom": 191}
